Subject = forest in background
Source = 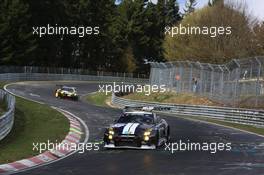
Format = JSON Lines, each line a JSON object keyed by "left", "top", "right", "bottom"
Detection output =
{"left": 0, "top": 0, "right": 263, "bottom": 74}
{"left": 0, "top": 0, "right": 182, "bottom": 74}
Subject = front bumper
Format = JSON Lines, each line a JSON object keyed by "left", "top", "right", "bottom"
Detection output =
{"left": 103, "top": 134, "right": 157, "bottom": 150}
{"left": 104, "top": 143, "right": 156, "bottom": 149}
{"left": 59, "top": 94, "right": 78, "bottom": 100}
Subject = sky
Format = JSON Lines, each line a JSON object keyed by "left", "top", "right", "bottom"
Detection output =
{"left": 150, "top": 0, "right": 264, "bottom": 21}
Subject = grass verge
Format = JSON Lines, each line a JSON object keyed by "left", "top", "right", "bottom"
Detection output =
{"left": 0, "top": 82, "right": 8, "bottom": 116}
{"left": 0, "top": 83, "right": 69, "bottom": 164}
{"left": 124, "top": 92, "right": 264, "bottom": 110}
{"left": 170, "top": 115, "right": 264, "bottom": 136}
{"left": 0, "top": 100, "right": 7, "bottom": 115}
{"left": 123, "top": 91, "right": 218, "bottom": 106}
{"left": 86, "top": 92, "right": 111, "bottom": 107}
{"left": 0, "top": 82, "right": 9, "bottom": 89}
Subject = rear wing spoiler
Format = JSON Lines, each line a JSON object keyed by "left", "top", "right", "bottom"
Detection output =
{"left": 123, "top": 106, "right": 171, "bottom": 112}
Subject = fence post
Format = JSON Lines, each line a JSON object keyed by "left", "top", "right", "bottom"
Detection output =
{"left": 149, "top": 63, "right": 154, "bottom": 86}
{"left": 179, "top": 62, "right": 184, "bottom": 92}
{"left": 233, "top": 59, "right": 240, "bottom": 107}
{"left": 196, "top": 62, "right": 203, "bottom": 94}
{"left": 208, "top": 64, "right": 214, "bottom": 97}
{"left": 255, "top": 57, "right": 261, "bottom": 107}
{"left": 168, "top": 63, "right": 173, "bottom": 89}
{"left": 250, "top": 60, "right": 253, "bottom": 79}
{"left": 218, "top": 65, "right": 224, "bottom": 95}
{"left": 188, "top": 61, "right": 193, "bottom": 92}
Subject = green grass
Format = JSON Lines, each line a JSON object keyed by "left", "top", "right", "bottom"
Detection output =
{"left": 0, "top": 82, "right": 8, "bottom": 89}
{"left": 0, "top": 82, "right": 8, "bottom": 115}
{"left": 86, "top": 92, "right": 111, "bottom": 107}
{"left": 174, "top": 115, "right": 264, "bottom": 136}
{"left": 0, "top": 84, "right": 69, "bottom": 164}
{"left": 0, "top": 100, "right": 7, "bottom": 115}
{"left": 124, "top": 91, "right": 218, "bottom": 106}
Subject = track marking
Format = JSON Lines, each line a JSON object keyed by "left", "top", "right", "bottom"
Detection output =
{"left": 4, "top": 84, "right": 45, "bottom": 105}
{"left": 29, "top": 93, "right": 40, "bottom": 98}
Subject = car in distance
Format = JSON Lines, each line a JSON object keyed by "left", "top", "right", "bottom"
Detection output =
{"left": 55, "top": 86, "right": 78, "bottom": 101}
{"left": 104, "top": 108, "right": 170, "bottom": 149}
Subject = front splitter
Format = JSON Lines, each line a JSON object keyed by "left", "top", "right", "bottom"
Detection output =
{"left": 104, "top": 144, "right": 156, "bottom": 150}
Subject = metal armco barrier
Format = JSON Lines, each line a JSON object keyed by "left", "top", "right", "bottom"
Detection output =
{"left": 0, "top": 73, "right": 149, "bottom": 84}
{"left": 0, "top": 90, "right": 15, "bottom": 141}
{"left": 112, "top": 93, "right": 264, "bottom": 127}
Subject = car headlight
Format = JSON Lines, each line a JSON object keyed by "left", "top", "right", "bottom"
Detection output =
{"left": 143, "top": 130, "right": 152, "bottom": 141}
{"left": 108, "top": 128, "right": 114, "bottom": 135}
{"left": 144, "top": 136, "right": 150, "bottom": 141}
{"left": 144, "top": 129, "right": 152, "bottom": 136}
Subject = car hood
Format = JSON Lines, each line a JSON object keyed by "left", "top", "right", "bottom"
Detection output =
{"left": 110, "top": 123, "right": 154, "bottom": 136}
{"left": 61, "top": 90, "right": 77, "bottom": 95}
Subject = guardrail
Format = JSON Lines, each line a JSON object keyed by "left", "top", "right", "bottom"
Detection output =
{"left": 0, "top": 73, "right": 149, "bottom": 84}
{"left": 112, "top": 93, "right": 264, "bottom": 127}
{"left": 0, "top": 90, "right": 15, "bottom": 141}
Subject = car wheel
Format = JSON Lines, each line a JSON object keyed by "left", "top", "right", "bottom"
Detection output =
{"left": 155, "top": 130, "right": 160, "bottom": 148}
{"left": 166, "top": 127, "right": 171, "bottom": 143}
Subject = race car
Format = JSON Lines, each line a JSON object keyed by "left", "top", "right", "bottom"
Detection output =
{"left": 103, "top": 107, "right": 170, "bottom": 149}
{"left": 55, "top": 86, "right": 78, "bottom": 101}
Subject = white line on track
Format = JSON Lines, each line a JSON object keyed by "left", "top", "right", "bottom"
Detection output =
{"left": 4, "top": 83, "right": 45, "bottom": 105}
{"left": 29, "top": 93, "right": 40, "bottom": 98}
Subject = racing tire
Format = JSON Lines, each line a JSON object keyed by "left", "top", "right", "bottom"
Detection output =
{"left": 155, "top": 131, "right": 160, "bottom": 148}
{"left": 166, "top": 127, "right": 171, "bottom": 143}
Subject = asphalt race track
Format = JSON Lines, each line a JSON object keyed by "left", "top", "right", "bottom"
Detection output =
{"left": 6, "top": 81, "right": 264, "bottom": 175}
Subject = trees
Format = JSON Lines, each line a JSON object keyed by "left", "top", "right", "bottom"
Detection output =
{"left": 116, "top": 0, "right": 176, "bottom": 73}
{"left": 0, "top": 0, "right": 36, "bottom": 65}
{"left": 253, "top": 22, "right": 264, "bottom": 56}
{"left": 25, "top": 0, "right": 70, "bottom": 66}
{"left": 164, "top": 2, "right": 257, "bottom": 64}
{"left": 0, "top": 0, "right": 185, "bottom": 73}
{"left": 165, "top": 0, "right": 182, "bottom": 26}
{"left": 78, "top": 0, "right": 117, "bottom": 70}
{"left": 208, "top": 0, "right": 223, "bottom": 6}
{"left": 184, "top": 0, "right": 197, "bottom": 14}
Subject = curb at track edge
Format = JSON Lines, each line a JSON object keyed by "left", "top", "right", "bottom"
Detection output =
{"left": 0, "top": 83, "right": 89, "bottom": 175}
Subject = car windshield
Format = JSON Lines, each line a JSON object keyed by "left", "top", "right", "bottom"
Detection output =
{"left": 62, "top": 87, "right": 75, "bottom": 93}
{"left": 117, "top": 113, "right": 154, "bottom": 124}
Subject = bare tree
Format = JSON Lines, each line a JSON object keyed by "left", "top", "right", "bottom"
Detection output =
{"left": 184, "top": 0, "right": 197, "bottom": 14}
